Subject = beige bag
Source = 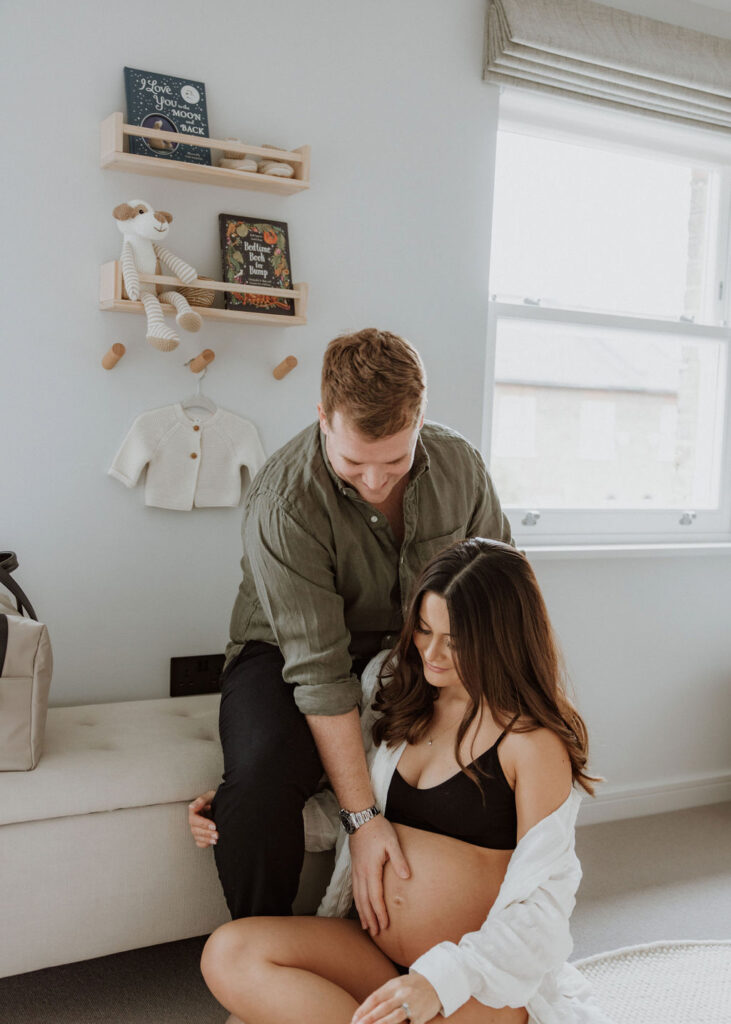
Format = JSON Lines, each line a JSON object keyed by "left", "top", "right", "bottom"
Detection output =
{"left": 0, "top": 553, "right": 53, "bottom": 770}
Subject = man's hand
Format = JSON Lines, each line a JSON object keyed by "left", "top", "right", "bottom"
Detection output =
{"left": 350, "top": 815, "right": 410, "bottom": 936}
{"left": 188, "top": 790, "right": 218, "bottom": 848}
{"left": 305, "top": 707, "right": 409, "bottom": 932}
{"left": 352, "top": 970, "right": 441, "bottom": 1024}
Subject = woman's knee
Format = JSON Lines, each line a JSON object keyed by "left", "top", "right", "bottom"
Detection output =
{"left": 201, "top": 919, "right": 262, "bottom": 991}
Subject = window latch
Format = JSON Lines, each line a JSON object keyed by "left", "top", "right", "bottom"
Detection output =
{"left": 521, "top": 510, "right": 541, "bottom": 526}
{"left": 522, "top": 297, "right": 541, "bottom": 306}
{"left": 679, "top": 511, "right": 697, "bottom": 526}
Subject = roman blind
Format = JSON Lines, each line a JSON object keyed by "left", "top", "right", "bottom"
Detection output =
{"left": 484, "top": 0, "right": 731, "bottom": 132}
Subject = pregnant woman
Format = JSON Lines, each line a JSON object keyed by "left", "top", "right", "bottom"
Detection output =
{"left": 198, "top": 539, "right": 609, "bottom": 1024}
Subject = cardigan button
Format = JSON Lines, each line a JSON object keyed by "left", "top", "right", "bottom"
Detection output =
{"left": 190, "top": 453, "right": 198, "bottom": 459}
{"left": 193, "top": 425, "right": 200, "bottom": 431}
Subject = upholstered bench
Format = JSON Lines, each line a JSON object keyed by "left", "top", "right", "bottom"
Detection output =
{"left": 0, "top": 694, "right": 335, "bottom": 979}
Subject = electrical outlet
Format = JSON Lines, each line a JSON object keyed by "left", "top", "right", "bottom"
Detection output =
{"left": 170, "top": 654, "right": 225, "bottom": 697}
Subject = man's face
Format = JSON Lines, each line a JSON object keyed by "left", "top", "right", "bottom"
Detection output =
{"left": 318, "top": 406, "right": 422, "bottom": 505}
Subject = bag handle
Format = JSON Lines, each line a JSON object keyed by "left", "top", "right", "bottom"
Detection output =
{"left": 0, "top": 551, "right": 38, "bottom": 621}
{"left": 0, "top": 614, "right": 7, "bottom": 675}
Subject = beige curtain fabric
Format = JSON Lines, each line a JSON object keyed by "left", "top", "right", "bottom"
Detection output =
{"left": 485, "top": 0, "right": 731, "bottom": 131}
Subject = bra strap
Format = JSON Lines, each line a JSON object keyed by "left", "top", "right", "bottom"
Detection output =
{"left": 495, "top": 713, "right": 521, "bottom": 747}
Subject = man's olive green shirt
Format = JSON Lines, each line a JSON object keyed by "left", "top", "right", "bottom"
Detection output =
{"left": 226, "top": 421, "right": 512, "bottom": 716}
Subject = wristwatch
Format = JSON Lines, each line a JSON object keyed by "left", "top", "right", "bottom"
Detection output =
{"left": 338, "top": 804, "right": 381, "bottom": 835}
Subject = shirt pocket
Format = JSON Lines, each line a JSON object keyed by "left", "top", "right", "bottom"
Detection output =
{"left": 414, "top": 527, "right": 466, "bottom": 567}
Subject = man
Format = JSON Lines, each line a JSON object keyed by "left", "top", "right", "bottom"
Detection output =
{"left": 190, "top": 328, "right": 512, "bottom": 937}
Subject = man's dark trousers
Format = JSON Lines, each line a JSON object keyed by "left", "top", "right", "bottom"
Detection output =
{"left": 211, "top": 641, "right": 326, "bottom": 919}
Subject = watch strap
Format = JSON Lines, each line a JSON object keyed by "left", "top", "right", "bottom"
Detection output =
{"left": 351, "top": 805, "right": 380, "bottom": 829}
{"left": 340, "top": 804, "right": 380, "bottom": 832}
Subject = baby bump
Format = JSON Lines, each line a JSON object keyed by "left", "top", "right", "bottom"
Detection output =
{"left": 373, "top": 823, "right": 513, "bottom": 967}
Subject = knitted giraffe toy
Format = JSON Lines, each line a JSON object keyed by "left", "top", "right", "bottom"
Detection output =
{"left": 113, "top": 200, "right": 203, "bottom": 351}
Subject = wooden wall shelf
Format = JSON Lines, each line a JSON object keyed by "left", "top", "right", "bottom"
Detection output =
{"left": 99, "top": 262, "right": 308, "bottom": 327}
{"left": 100, "top": 113, "right": 310, "bottom": 195}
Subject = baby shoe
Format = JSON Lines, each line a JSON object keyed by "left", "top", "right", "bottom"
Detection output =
{"left": 259, "top": 144, "right": 295, "bottom": 177}
{"left": 221, "top": 138, "right": 259, "bottom": 172}
{"left": 219, "top": 157, "right": 259, "bottom": 172}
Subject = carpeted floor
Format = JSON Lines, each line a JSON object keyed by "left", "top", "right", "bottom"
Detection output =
{"left": 0, "top": 936, "right": 217, "bottom": 1024}
{"left": 572, "top": 800, "right": 731, "bottom": 957}
{"left": 2, "top": 801, "right": 729, "bottom": 1024}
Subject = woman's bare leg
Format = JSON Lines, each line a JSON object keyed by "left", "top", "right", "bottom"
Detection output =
{"left": 201, "top": 916, "right": 400, "bottom": 1024}
{"left": 443, "top": 999, "right": 528, "bottom": 1024}
{"left": 202, "top": 916, "right": 526, "bottom": 1024}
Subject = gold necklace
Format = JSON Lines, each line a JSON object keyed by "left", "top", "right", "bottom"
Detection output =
{"left": 426, "top": 707, "right": 468, "bottom": 746}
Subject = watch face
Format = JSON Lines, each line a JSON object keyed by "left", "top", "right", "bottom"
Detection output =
{"left": 339, "top": 809, "right": 355, "bottom": 834}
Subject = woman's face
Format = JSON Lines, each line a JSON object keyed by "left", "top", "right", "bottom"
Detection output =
{"left": 412, "top": 591, "right": 463, "bottom": 691}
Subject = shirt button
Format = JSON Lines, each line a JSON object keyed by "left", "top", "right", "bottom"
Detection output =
{"left": 370, "top": 515, "right": 378, "bottom": 523}
{"left": 193, "top": 425, "right": 200, "bottom": 431}
{"left": 190, "top": 453, "right": 198, "bottom": 459}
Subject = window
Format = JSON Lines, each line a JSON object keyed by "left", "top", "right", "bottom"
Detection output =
{"left": 485, "top": 91, "right": 731, "bottom": 544}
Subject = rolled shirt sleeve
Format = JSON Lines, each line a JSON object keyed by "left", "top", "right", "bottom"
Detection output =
{"left": 245, "top": 490, "right": 362, "bottom": 716}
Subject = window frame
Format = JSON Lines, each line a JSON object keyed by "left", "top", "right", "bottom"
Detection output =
{"left": 484, "top": 89, "right": 731, "bottom": 546}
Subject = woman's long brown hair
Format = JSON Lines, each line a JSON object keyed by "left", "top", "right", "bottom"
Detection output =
{"left": 371, "top": 538, "right": 599, "bottom": 795}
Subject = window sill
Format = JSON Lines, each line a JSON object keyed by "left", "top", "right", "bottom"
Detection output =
{"left": 522, "top": 542, "right": 731, "bottom": 560}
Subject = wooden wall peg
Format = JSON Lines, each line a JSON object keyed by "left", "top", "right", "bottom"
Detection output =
{"left": 273, "top": 355, "right": 298, "bottom": 380}
{"left": 189, "top": 349, "right": 215, "bottom": 373}
{"left": 102, "top": 343, "right": 126, "bottom": 370}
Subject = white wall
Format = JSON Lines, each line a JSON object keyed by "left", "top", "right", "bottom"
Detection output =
{"left": 531, "top": 551, "right": 731, "bottom": 823}
{"left": 2, "top": 0, "right": 496, "bottom": 700}
{"left": 3, "top": 0, "right": 729, "bottom": 824}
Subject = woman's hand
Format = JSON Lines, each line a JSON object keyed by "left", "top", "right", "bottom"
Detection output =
{"left": 188, "top": 790, "right": 218, "bottom": 847}
{"left": 352, "top": 971, "right": 441, "bottom": 1024}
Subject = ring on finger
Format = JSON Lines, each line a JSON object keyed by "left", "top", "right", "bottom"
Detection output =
{"left": 401, "top": 1002, "right": 411, "bottom": 1021}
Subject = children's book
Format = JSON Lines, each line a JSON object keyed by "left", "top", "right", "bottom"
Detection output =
{"left": 124, "top": 67, "right": 211, "bottom": 165}
{"left": 219, "top": 215, "right": 295, "bottom": 316}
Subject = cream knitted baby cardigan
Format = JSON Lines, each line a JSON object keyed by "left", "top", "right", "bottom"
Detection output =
{"left": 109, "top": 403, "right": 266, "bottom": 510}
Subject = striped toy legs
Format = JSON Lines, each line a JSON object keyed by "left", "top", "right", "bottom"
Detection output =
{"left": 140, "top": 292, "right": 179, "bottom": 352}
{"left": 158, "top": 290, "right": 203, "bottom": 333}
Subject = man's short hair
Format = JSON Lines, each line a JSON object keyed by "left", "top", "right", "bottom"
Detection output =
{"left": 321, "top": 328, "right": 427, "bottom": 439}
